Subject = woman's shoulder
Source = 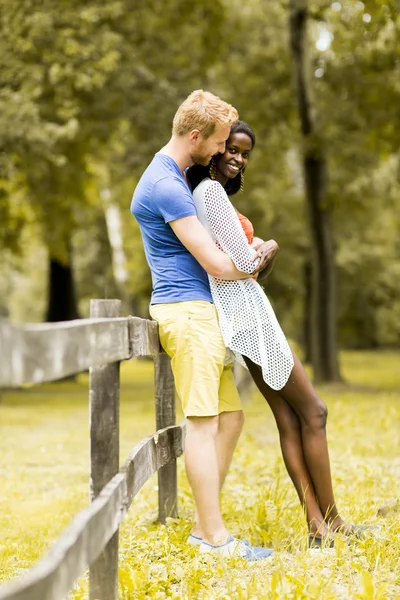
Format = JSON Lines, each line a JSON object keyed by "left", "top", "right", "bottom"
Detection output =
{"left": 193, "top": 176, "right": 213, "bottom": 191}
{"left": 193, "top": 177, "right": 227, "bottom": 198}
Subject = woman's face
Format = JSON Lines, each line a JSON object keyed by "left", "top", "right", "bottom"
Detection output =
{"left": 215, "top": 132, "right": 253, "bottom": 179}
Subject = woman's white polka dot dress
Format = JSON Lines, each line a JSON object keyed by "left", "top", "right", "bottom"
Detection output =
{"left": 193, "top": 178, "right": 294, "bottom": 391}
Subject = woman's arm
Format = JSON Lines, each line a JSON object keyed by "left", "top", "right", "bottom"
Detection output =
{"left": 170, "top": 216, "right": 254, "bottom": 280}
{"left": 203, "top": 181, "right": 260, "bottom": 275}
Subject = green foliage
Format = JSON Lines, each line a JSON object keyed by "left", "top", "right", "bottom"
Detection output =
{"left": 0, "top": 0, "right": 399, "bottom": 346}
{"left": 314, "top": 0, "right": 400, "bottom": 347}
{"left": 0, "top": 0, "right": 123, "bottom": 256}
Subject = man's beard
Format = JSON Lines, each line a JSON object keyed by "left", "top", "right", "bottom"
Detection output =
{"left": 190, "top": 146, "right": 211, "bottom": 166}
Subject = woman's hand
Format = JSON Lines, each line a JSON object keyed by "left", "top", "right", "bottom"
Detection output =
{"left": 252, "top": 239, "right": 279, "bottom": 274}
{"left": 251, "top": 236, "right": 264, "bottom": 249}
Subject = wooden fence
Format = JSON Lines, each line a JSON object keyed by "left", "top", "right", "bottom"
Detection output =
{"left": 0, "top": 299, "right": 185, "bottom": 600}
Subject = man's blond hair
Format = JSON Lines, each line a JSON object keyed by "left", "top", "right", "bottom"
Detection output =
{"left": 172, "top": 90, "right": 238, "bottom": 139}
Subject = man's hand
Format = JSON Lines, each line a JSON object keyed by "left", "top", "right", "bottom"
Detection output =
{"left": 252, "top": 239, "right": 279, "bottom": 273}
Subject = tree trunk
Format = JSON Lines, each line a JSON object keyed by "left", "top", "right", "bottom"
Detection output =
{"left": 46, "top": 248, "right": 79, "bottom": 322}
{"left": 289, "top": 0, "right": 341, "bottom": 382}
{"left": 103, "top": 200, "right": 145, "bottom": 317}
{"left": 302, "top": 258, "right": 312, "bottom": 364}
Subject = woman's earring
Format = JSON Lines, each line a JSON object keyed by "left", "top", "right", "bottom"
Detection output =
{"left": 210, "top": 157, "right": 217, "bottom": 180}
{"left": 240, "top": 171, "right": 244, "bottom": 193}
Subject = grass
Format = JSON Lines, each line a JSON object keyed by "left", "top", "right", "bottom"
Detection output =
{"left": 0, "top": 351, "right": 399, "bottom": 599}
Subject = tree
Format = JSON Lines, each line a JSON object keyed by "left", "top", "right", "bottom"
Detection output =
{"left": 288, "top": 0, "right": 341, "bottom": 381}
{"left": 315, "top": 0, "right": 400, "bottom": 348}
{"left": 0, "top": 1, "right": 127, "bottom": 319}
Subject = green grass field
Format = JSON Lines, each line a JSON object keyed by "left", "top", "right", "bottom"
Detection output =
{"left": 0, "top": 351, "right": 399, "bottom": 599}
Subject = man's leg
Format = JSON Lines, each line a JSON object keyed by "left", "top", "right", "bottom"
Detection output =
{"left": 185, "top": 415, "right": 230, "bottom": 545}
{"left": 216, "top": 410, "right": 245, "bottom": 490}
{"left": 151, "top": 302, "right": 235, "bottom": 543}
{"left": 215, "top": 365, "right": 246, "bottom": 492}
{"left": 192, "top": 409, "right": 244, "bottom": 538}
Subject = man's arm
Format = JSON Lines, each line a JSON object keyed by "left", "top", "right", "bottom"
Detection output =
{"left": 170, "top": 216, "right": 255, "bottom": 280}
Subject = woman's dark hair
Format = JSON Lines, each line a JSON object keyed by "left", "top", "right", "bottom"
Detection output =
{"left": 187, "top": 120, "right": 256, "bottom": 196}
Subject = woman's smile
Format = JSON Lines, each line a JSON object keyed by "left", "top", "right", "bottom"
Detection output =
{"left": 226, "top": 163, "right": 241, "bottom": 175}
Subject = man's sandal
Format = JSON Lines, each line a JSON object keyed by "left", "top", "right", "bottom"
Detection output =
{"left": 187, "top": 533, "right": 203, "bottom": 546}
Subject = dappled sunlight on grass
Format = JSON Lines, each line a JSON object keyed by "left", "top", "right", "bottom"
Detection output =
{"left": 1, "top": 352, "right": 399, "bottom": 598}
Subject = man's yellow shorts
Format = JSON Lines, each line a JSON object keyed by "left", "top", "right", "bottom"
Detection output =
{"left": 149, "top": 301, "right": 242, "bottom": 418}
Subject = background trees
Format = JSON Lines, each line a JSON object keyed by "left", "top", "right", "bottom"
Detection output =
{"left": 1, "top": 0, "right": 398, "bottom": 379}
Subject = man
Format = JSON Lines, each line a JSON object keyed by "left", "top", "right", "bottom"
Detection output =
{"left": 131, "top": 90, "right": 272, "bottom": 560}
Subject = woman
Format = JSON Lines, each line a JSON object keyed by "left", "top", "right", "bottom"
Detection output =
{"left": 187, "top": 121, "right": 372, "bottom": 547}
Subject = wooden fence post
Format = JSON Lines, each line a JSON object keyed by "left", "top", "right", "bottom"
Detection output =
{"left": 154, "top": 353, "right": 177, "bottom": 523}
{"left": 89, "top": 299, "right": 121, "bottom": 600}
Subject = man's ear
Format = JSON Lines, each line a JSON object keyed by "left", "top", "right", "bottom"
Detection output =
{"left": 189, "top": 129, "right": 201, "bottom": 143}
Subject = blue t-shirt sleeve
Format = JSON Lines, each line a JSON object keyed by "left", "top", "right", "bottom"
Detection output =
{"left": 153, "top": 177, "right": 197, "bottom": 223}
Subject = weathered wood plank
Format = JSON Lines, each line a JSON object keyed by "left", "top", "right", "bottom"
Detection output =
{"left": 89, "top": 300, "right": 121, "bottom": 600}
{"left": 0, "top": 424, "right": 185, "bottom": 600}
{"left": 0, "top": 315, "right": 163, "bottom": 388}
{"left": 129, "top": 316, "right": 161, "bottom": 357}
{"left": 0, "top": 318, "right": 130, "bottom": 388}
{"left": 154, "top": 354, "right": 178, "bottom": 522}
{"left": 122, "top": 423, "right": 185, "bottom": 501}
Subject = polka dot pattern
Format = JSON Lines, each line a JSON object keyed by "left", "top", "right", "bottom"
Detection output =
{"left": 193, "top": 178, "right": 294, "bottom": 390}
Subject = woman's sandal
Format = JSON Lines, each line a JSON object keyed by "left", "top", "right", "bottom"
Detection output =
{"left": 308, "top": 534, "right": 335, "bottom": 549}
{"left": 336, "top": 524, "right": 381, "bottom": 540}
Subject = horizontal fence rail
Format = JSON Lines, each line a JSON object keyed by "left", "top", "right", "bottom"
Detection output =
{"left": 0, "top": 316, "right": 160, "bottom": 387}
{"left": 0, "top": 425, "right": 185, "bottom": 600}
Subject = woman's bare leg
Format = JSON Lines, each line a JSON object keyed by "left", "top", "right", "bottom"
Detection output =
{"left": 244, "top": 353, "right": 346, "bottom": 534}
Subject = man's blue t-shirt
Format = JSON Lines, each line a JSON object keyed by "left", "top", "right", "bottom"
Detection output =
{"left": 130, "top": 153, "right": 212, "bottom": 304}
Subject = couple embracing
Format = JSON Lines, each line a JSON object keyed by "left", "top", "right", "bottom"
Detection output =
{"left": 131, "top": 90, "right": 372, "bottom": 561}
